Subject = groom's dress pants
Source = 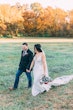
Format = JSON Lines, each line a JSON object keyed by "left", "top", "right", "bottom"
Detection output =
{"left": 13, "top": 69, "right": 32, "bottom": 89}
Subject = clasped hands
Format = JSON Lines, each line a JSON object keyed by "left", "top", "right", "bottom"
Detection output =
{"left": 26, "top": 69, "right": 30, "bottom": 73}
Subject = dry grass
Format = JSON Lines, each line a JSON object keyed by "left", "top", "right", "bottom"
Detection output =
{"left": 1, "top": 38, "right": 73, "bottom": 43}
{"left": 0, "top": 42, "right": 73, "bottom": 110}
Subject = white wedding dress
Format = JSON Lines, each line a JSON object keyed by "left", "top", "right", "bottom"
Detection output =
{"left": 32, "top": 54, "right": 73, "bottom": 96}
{"left": 32, "top": 54, "right": 51, "bottom": 96}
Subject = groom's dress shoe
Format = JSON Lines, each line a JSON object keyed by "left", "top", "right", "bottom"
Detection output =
{"left": 9, "top": 87, "right": 16, "bottom": 91}
{"left": 25, "top": 86, "right": 32, "bottom": 89}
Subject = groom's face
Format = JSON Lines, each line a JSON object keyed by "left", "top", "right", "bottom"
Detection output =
{"left": 22, "top": 45, "right": 28, "bottom": 51}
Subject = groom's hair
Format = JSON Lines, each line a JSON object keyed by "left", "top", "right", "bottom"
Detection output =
{"left": 22, "top": 42, "right": 28, "bottom": 46}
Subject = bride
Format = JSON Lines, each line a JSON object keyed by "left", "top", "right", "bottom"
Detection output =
{"left": 27, "top": 44, "right": 73, "bottom": 96}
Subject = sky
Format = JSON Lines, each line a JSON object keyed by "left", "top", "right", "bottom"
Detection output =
{"left": 0, "top": 0, "right": 73, "bottom": 11}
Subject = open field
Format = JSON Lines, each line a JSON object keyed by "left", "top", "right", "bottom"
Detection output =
{"left": 0, "top": 42, "right": 73, "bottom": 110}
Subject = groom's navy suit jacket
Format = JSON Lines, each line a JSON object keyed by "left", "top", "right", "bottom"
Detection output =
{"left": 19, "top": 49, "right": 33, "bottom": 72}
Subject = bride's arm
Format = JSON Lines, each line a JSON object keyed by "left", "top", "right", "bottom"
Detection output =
{"left": 42, "top": 53, "right": 47, "bottom": 75}
{"left": 29, "top": 59, "right": 34, "bottom": 71}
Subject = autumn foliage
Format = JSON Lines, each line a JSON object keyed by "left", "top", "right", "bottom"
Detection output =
{"left": 0, "top": 3, "right": 73, "bottom": 37}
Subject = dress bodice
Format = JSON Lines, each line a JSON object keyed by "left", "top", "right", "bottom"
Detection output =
{"left": 34, "top": 55, "right": 43, "bottom": 66}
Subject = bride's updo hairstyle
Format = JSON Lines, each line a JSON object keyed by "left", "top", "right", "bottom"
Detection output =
{"left": 34, "top": 44, "right": 42, "bottom": 52}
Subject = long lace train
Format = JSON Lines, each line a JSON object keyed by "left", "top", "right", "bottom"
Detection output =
{"left": 42, "top": 75, "right": 73, "bottom": 92}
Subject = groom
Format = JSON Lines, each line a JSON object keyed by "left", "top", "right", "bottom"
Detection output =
{"left": 9, "top": 43, "right": 33, "bottom": 90}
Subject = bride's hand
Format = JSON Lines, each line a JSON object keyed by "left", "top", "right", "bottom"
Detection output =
{"left": 44, "top": 73, "right": 46, "bottom": 76}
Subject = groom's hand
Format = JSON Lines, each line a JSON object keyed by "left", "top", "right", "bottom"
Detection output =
{"left": 26, "top": 69, "right": 30, "bottom": 73}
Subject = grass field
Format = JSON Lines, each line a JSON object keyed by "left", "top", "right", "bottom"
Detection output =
{"left": 0, "top": 42, "right": 73, "bottom": 110}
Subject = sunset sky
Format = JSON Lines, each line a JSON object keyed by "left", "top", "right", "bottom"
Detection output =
{"left": 0, "top": 0, "right": 73, "bottom": 11}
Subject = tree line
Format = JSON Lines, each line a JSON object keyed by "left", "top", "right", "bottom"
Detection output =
{"left": 0, "top": 2, "right": 73, "bottom": 38}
